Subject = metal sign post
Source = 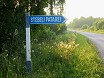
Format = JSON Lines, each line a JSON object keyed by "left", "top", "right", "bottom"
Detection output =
{"left": 25, "top": 13, "right": 31, "bottom": 72}
{"left": 25, "top": 13, "right": 66, "bottom": 72}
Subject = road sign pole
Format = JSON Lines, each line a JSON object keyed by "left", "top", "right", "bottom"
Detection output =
{"left": 25, "top": 13, "right": 31, "bottom": 72}
{"left": 25, "top": 13, "right": 66, "bottom": 72}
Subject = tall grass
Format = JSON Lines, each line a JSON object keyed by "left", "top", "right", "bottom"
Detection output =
{"left": 30, "top": 32, "right": 104, "bottom": 78}
{"left": 72, "top": 33, "right": 104, "bottom": 78}
{"left": 0, "top": 31, "right": 104, "bottom": 78}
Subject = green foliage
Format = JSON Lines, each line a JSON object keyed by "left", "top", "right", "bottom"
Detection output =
{"left": 57, "top": 24, "right": 67, "bottom": 34}
{"left": 81, "top": 24, "right": 89, "bottom": 29}
{"left": 31, "top": 37, "right": 77, "bottom": 77}
{"left": 49, "top": 25, "right": 59, "bottom": 33}
{"left": 0, "top": 1, "right": 26, "bottom": 77}
{"left": 68, "top": 16, "right": 104, "bottom": 32}
{"left": 89, "top": 26, "right": 95, "bottom": 31}
{"left": 74, "top": 34, "right": 104, "bottom": 78}
{"left": 69, "top": 16, "right": 104, "bottom": 32}
{"left": 30, "top": 32, "right": 104, "bottom": 78}
{"left": 0, "top": 0, "right": 66, "bottom": 77}
{"left": 1, "top": 0, "right": 103, "bottom": 78}
{"left": 38, "top": 28, "right": 56, "bottom": 42}
{"left": 50, "top": 24, "right": 67, "bottom": 34}
{"left": 49, "top": 0, "right": 65, "bottom": 15}
{"left": 93, "top": 19, "right": 104, "bottom": 30}
{"left": 69, "top": 16, "right": 96, "bottom": 28}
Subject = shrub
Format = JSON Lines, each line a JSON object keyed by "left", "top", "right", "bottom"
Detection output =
{"left": 89, "top": 26, "right": 95, "bottom": 31}
{"left": 50, "top": 24, "right": 67, "bottom": 34}
{"left": 38, "top": 28, "right": 56, "bottom": 42}
{"left": 57, "top": 25, "right": 67, "bottom": 34}
{"left": 81, "top": 24, "right": 89, "bottom": 29}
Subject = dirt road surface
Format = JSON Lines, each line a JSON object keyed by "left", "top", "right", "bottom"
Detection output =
{"left": 76, "top": 31, "right": 104, "bottom": 62}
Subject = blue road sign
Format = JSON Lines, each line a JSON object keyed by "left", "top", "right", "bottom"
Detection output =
{"left": 29, "top": 15, "right": 66, "bottom": 24}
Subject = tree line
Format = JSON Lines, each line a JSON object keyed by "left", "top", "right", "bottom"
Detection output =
{"left": 68, "top": 16, "right": 104, "bottom": 31}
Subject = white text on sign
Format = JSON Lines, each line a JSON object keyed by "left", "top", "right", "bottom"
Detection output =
{"left": 30, "top": 16, "right": 61, "bottom": 23}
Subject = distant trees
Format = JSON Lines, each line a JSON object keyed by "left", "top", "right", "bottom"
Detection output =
{"left": 69, "top": 16, "right": 95, "bottom": 29}
{"left": 93, "top": 19, "right": 104, "bottom": 30}
{"left": 68, "top": 16, "right": 104, "bottom": 31}
{"left": 81, "top": 24, "right": 89, "bottom": 29}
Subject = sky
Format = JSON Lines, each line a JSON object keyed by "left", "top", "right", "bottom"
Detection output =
{"left": 64, "top": 0, "right": 104, "bottom": 23}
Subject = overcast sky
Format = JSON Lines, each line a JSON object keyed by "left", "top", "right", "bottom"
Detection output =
{"left": 64, "top": 0, "right": 104, "bottom": 23}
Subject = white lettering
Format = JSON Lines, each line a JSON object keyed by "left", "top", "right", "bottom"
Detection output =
{"left": 45, "top": 16, "right": 61, "bottom": 23}
{"left": 31, "top": 17, "right": 44, "bottom": 23}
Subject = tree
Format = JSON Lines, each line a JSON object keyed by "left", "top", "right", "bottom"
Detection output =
{"left": 93, "top": 19, "right": 104, "bottom": 30}
{"left": 0, "top": 0, "right": 66, "bottom": 77}
{"left": 68, "top": 16, "right": 96, "bottom": 29}
{"left": 81, "top": 24, "right": 89, "bottom": 29}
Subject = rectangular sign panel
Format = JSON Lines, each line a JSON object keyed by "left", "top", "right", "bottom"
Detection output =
{"left": 29, "top": 15, "right": 66, "bottom": 24}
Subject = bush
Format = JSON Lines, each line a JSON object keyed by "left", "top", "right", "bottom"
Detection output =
{"left": 89, "top": 26, "right": 95, "bottom": 31}
{"left": 38, "top": 28, "right": 56, "bottom": 42}
{"left": 50, "top": 25, "right": 58, "bottom": 33}
{"left": 50, "top": 24, "right": 67, "bottom": 34}
{"left": 57, "top": 25, "right": 67, "bottom": 34}
{"left": 93, "top": 19, "right": 104, "bottom": 30}
{"left": 81, "top": 24, "right": 89, "bottom": 29}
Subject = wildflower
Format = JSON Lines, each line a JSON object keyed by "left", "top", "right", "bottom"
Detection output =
{"left": 68, "top": 45, "right": 71, "bottom": 48}
{"left": 75, "top": 44, "right": 79, "bottom": 47}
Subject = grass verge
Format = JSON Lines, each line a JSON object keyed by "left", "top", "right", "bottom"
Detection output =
{"left": 30, "top": 32, "right": 104, "bottom": 78}
{"left": 73, "top": 33, "right": 104, "bottom": 78}
{"left": 1, "top": 31, "right": 103, "bottom": 78}
{"left": 78, "top": 29, "right": 104, "bottom": 34}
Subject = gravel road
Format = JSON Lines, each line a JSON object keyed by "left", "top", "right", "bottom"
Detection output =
{"left": 77, "top": 31, "right": 104, "bottom": 62}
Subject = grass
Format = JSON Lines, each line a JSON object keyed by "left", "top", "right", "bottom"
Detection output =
{"left": 77, "top": 29, "right": 104, "bottom": 34}
{"left": 90, "top": 30, "right": 104, "bottom": 34}
{"left": 30, "top": 32, "right": 104, "bottom": 78}
{"left": 0, "top": 31, "right": 104, "bottom": 78}
{"left": 73, "top": 33, "right": 104, "bottom": 78}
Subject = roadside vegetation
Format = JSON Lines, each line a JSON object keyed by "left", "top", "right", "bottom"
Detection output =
{"left": 29, "top": 31, "right": 104, "bottom": 78}
{"left": 1, "top": 29, "right": 104, "bottom": 78}
{"left": 1, "top": 0, "right": 104, "bottom": 78}
{"left": 30, "top": 31, "right": 104, "bottom": 78}
{"left": 68, "top": 16, "right": 104, "bottom": 34}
